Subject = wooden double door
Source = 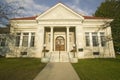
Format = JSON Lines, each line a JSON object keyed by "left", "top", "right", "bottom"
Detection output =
{"left": 55, "top": 36, "right": 65, "bottom": 51}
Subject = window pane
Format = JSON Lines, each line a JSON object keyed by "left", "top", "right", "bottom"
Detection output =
{"left": 0, "top": 38, "right": 1, "bottom": 46}
{"left": 0, "top": 37, "right": 6, "bottom": 46}
{"left": 100, "top": 32, "right": 106, "bottom": 47}
{"left": 30, "top": 36, "right": 35, "bottom": 47}
{"left": 15, "top": 33, "right": 21, "bottom": 47}
{"left": 17, "top": 33, "right": 21, "bottom": 35}
{"left": 1, "top": 38, "right": 6, "bottom": 46}
{"left": 85, "top": 32, "right": 90, "bottom": 46}
{"left": 22, "top": 36, "right": 28, "bottom": 47}
{"left": 31, "top": 33, "right": 35, "bottom": 35}
{"left": 22, "top": 33, "right": 29, "bottom": 47}
{"left": 93, "top": 52, "right": 99, "bottom": 55}
{"left": 92, "top": 32, "right": 98, "bottom": 46}
{"left": 15, "top": 36, "right": 20, "bottom": 46}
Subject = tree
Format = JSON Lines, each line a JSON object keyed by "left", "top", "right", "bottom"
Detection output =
{"left": 94, "top": 0, "right": 120, "bottom": 52}
{"left": 0, "top": 0, "right": 24, "bottom": 57}
{"left": 0, "top": 0, "right": 24, "bottom": 27}
{"left": 94, "top": 0, "right": 120, "bottom": 18}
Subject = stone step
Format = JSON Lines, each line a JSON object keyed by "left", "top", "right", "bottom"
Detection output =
{"left": 41, "top": 52, "right": 78, "bottom": 63}
{"left": 50, "top": 52, "right": 70, "bottom": 62}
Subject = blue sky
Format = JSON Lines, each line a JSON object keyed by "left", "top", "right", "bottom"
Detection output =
{"left": 5, "top": 0, "right": 105, "bottom": 17}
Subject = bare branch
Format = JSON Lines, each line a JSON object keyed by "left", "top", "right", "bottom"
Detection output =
{"left": 0, "top": 1, "right": 24, "bottom": 27}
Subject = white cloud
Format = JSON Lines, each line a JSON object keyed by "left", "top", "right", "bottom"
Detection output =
{"left": 83, "top": 8, "right": 94, "bottom": 15}
{"left": 66, "top": 0, "right": 92, "bottom": 15}
{"left": 66, "top": 2, "right": 88, "bottom": 15}
{"left": 21, "top": 0, "right": 49, "bottom": 16}
{"left": 69, "top": 4, "right": 88, "bottom": 15}
{"left": 4, "top": 0, "right": 92, "bottom": 17}
{"left": 5, "top": 0, "right": 49, "bottom": 17}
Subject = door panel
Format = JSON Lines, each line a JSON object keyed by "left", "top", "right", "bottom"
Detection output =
{"left": 55, "top": 36, "right": 65, "bottom": 51}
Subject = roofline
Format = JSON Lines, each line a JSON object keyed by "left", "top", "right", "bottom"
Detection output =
{"left": 10, "top": 16, "right": 113, "bottom": 21}
{"left": 10, "top": 16, "right": 37, "bottom": 20}
{"left": 83, "top": 16, "right": 111, "bottom": 19}
{"left": 36, "top": 3, "right": 84, "bottom": 20}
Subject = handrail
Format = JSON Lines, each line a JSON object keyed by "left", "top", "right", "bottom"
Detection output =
{"left": 49, "top": 52, "right": 52, "bottom": 62}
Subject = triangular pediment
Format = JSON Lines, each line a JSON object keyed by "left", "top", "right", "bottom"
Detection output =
{"left": 36, "top": 3, "right": 84, "bottom": 20}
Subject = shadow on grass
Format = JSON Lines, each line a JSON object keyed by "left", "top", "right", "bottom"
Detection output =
{"left": 0, "top": 58, "right": 46, "bottom": 80}
{"left": 72, "top": 55, "right": 120, "bottom": 80}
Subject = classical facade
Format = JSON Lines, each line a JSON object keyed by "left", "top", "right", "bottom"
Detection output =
{"left": 6, "top": 3, "right": 115, "bottom": 62}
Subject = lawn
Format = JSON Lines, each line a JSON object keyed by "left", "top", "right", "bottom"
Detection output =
{"left": 0, "top": 58, "right": 46, "bottom": 80}
{"left": 72, "top": 55, "right": 120, "bottom": 80}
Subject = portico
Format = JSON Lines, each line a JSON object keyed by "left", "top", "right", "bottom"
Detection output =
{"left": 44, "top": 26, "right": 75, "bottom": 53}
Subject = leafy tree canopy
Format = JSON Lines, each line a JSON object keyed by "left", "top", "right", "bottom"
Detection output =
{"left": 94, "top": 0, "right": 120, "bottom": 52}
{"left": 94, "top": 0, "right": 120, "bottom": 19}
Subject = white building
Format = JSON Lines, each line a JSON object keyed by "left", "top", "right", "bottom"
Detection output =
{"left": 7, "top": 3, "right": 115, "bottom": 62}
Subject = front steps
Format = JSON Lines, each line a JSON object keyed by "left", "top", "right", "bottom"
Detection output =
{"left": 41, "top": 51, "right": 78, "bottom": 63}
{"left": 50, "top": 51, "right": 69, "bottom": 62}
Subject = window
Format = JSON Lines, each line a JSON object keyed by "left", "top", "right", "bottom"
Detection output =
{"left": 0, "top": 35, "right": 6, "bottom": 47}
{"left": 85, "top": 32, "right": 106, "bottom": 47}
{"left": 30, "top": 33, "right": 35, "bottom": 47}
{"left": 15, "top": 32, "right": 35, "bottom": 47}
{"left": 100, "top": 32, "right": 106, "bottom": 47}
{"left": 21, "top": 52, "right": 27, "bottom": 55}
{"left": 92, "top": 32, "right": 98, "bottom": 46}
{"left": 0, "top": 38, "right": 6, "bottom": 46}
{"left": 22, "top": 33, "right": 29, "bottom": 47}
{"left": 85, "top": 32, "right": 90, "bottom": 46}
{"left": 93, "top": 52, "right": 99, "bottom": 55}
{"left": 15, "top": 33, "right": 21, "bottom": 47}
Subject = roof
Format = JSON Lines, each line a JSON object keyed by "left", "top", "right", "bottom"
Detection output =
{"left": 83, "top": 16, "right": 109, "bottom": 19}
{"left": 11, "top": 16, "right": 37, "bottom": 20}
{"left": 11, "top": 15, "right": 109, "bottom": 20}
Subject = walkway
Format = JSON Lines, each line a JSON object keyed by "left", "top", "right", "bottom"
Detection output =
{"left": 33, "top": 62, "right": 80, "bottom": 80}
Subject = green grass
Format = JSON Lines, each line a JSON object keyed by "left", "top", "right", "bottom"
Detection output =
{"left": 72, "top": 55, "right": 120, "bottom": 80}
{"left": 0, "top": 58, "right": 46, "bottom": 80}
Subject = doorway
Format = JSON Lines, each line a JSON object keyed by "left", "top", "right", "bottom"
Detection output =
{"left": 55, "top": 36, "right": 65, "bottom": 51}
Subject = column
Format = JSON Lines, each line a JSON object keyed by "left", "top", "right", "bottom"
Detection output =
{"left": 89, "top": 33, "right": 93, "bottom": 47}
{"left": 36, "top": 26, "right": 44, "bottom": 57}
{"left": 67, "top": 27, "right": 69, "bottom": 52}
{"left": 28, "top": 32, "right": 31, "bottom": 47}
{"left": 98, "top": 32, "right": 101, "bottom": 47}
{"left": 19, "top": 33, "right": 23, "bottom": 47}
{"left": 50, "top": 27, "right": 53, "bottom": 52}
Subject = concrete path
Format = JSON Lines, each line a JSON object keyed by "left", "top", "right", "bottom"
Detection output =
{"left": 34, "top": 62, "right": 80, "bottom": 80}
